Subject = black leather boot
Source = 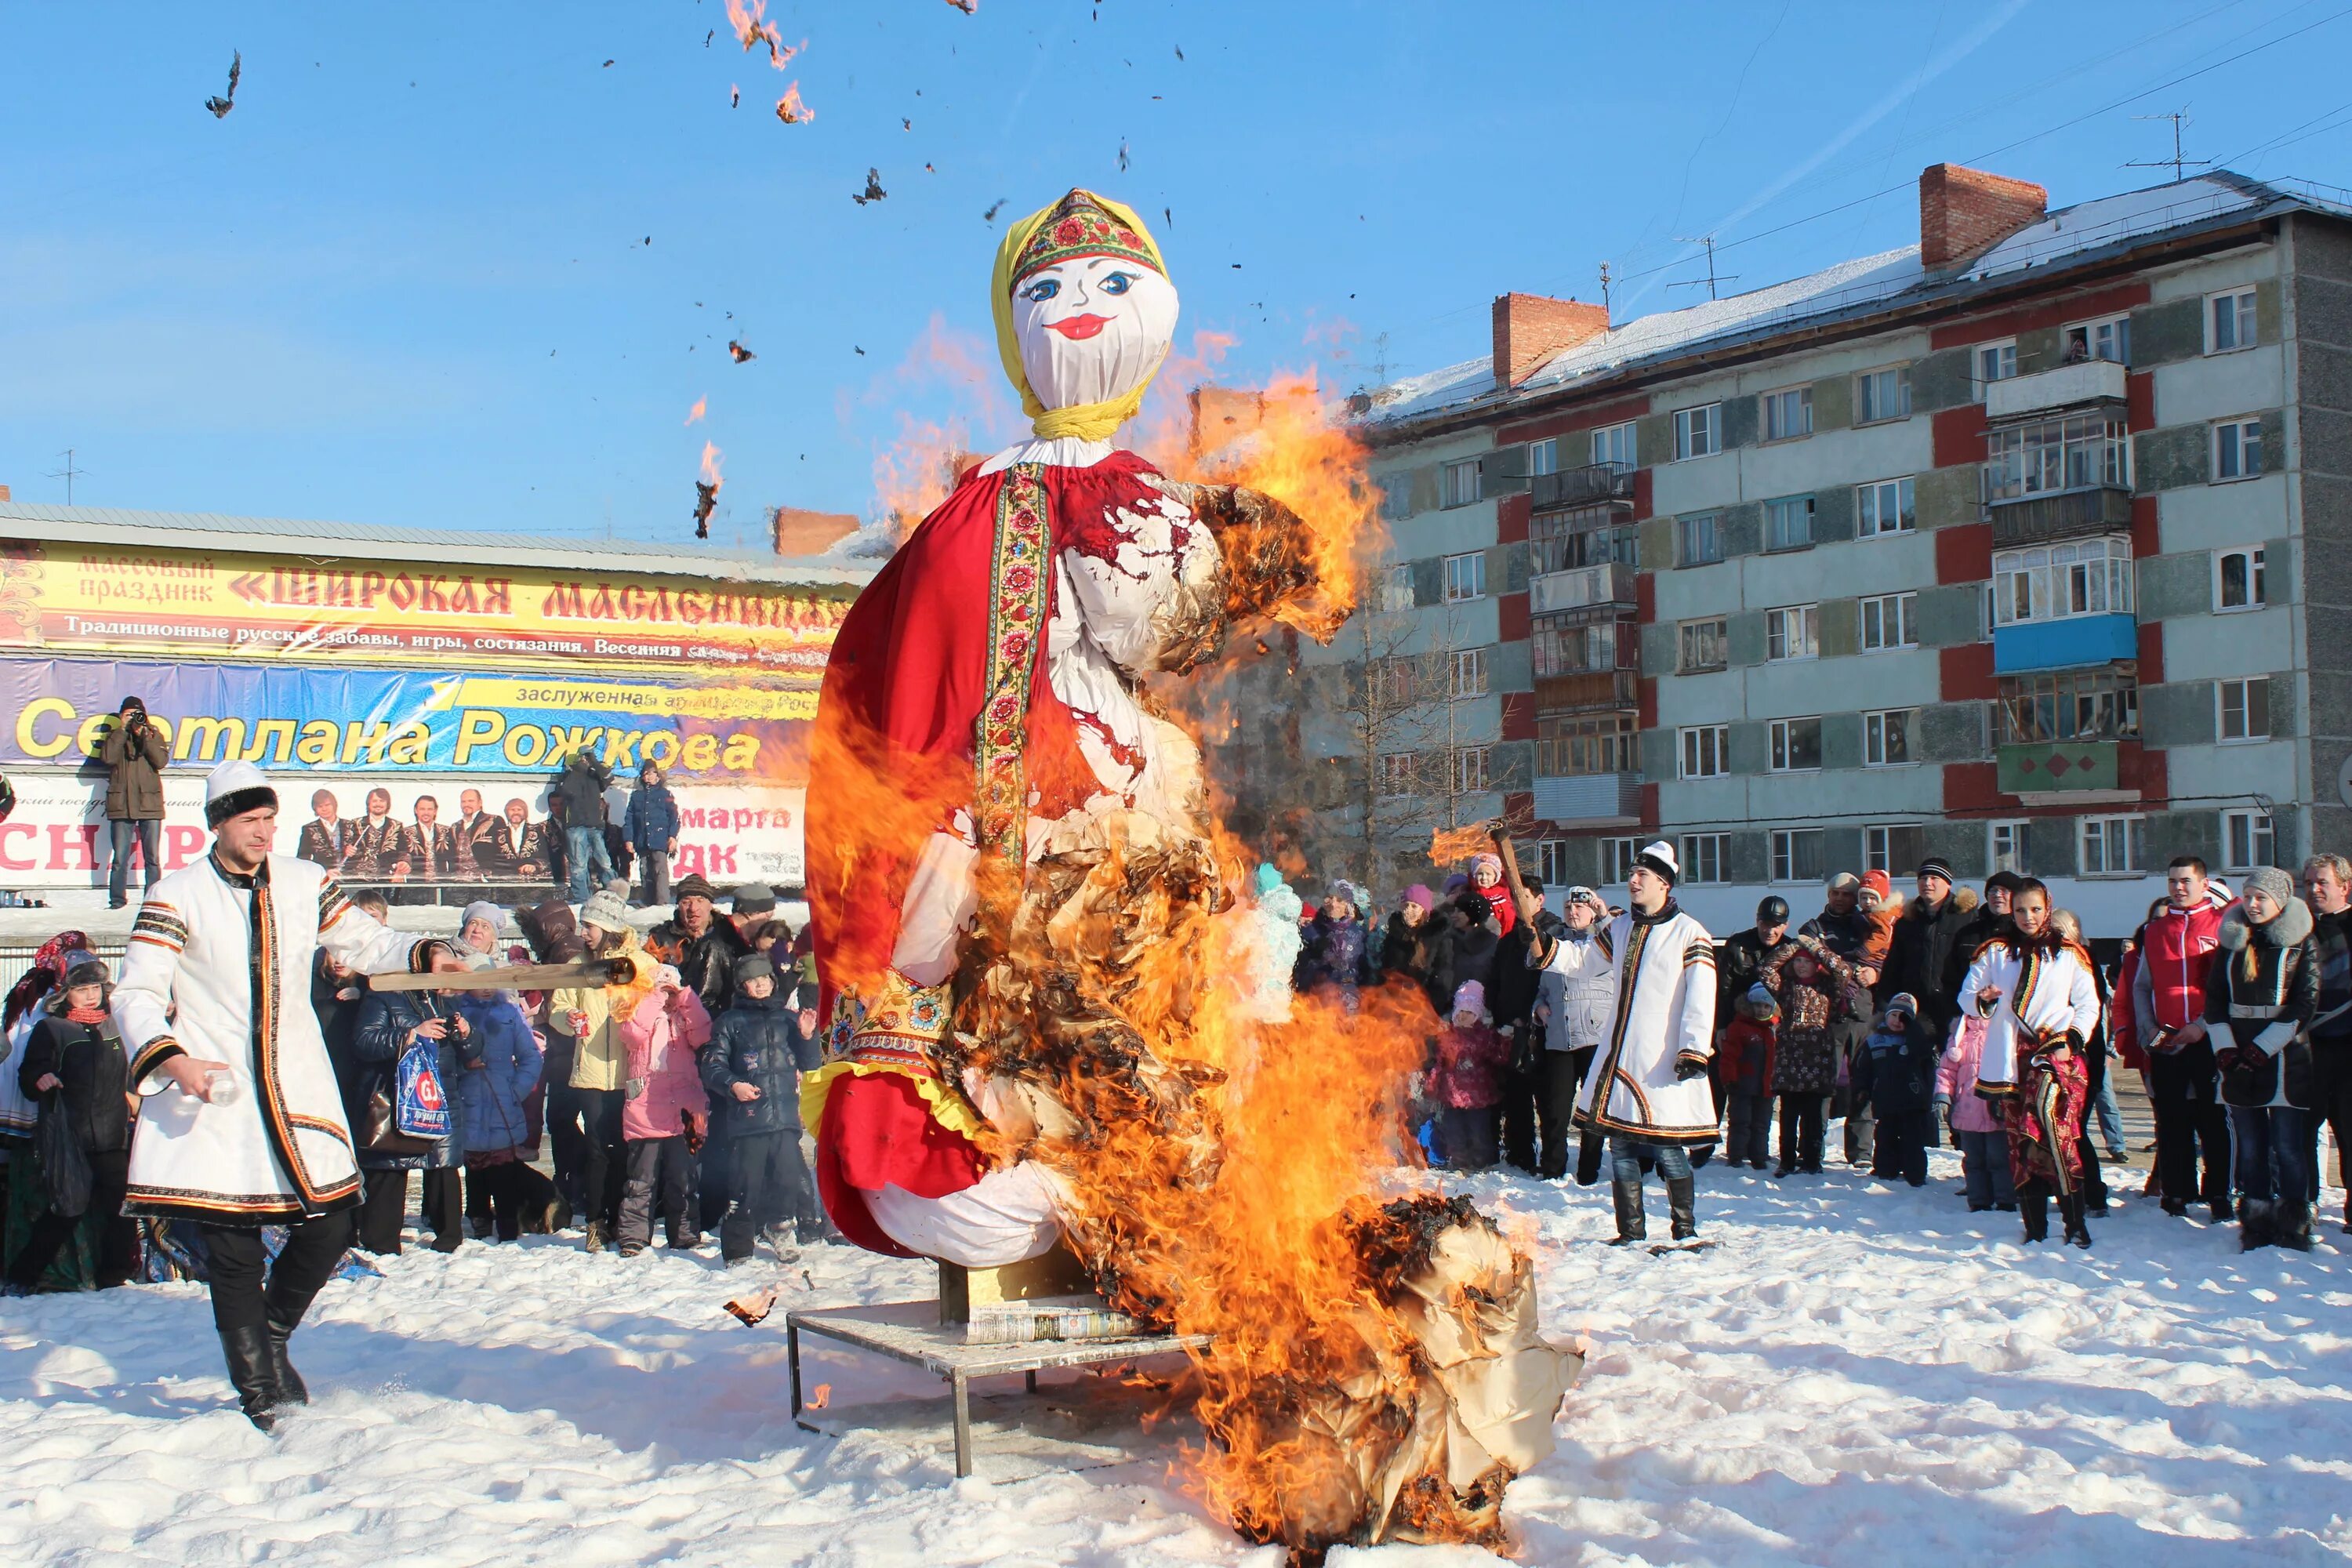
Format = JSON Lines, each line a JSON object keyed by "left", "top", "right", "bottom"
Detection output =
{"left": 2020, "top": 1192, "right": 2049, "bottom": 1243}
{"left": 1668, "top": 1175, "right": 1698, "bottom": 1242}
{"left": 266, "top": 1316, "right": 309, "bottom": 1406}
{"left": 219, "top": 1325, "right": 280, "bottom": 1432}
{"left": 1574, "top": 1131, "right": 1605, "bottom": 1188}
{"left": 1606, "top": 1178, "right": 1646, "bottom": 1246}
{"left": 2240, "top": 1198, "right": 2274, "bottom": 1252}
{"left": 2060, "top": 1190, "right": 2092, "bottom": 1249}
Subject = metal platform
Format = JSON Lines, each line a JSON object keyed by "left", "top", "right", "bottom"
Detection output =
{"left": 786, "top": 1298, "right": 1211, "bottom": 1477}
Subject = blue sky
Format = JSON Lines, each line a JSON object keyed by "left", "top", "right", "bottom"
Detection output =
{"left": 5, "top": 0, "right": 2351, "bottom": 550}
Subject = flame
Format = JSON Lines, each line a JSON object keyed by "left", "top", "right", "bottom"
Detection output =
{"left": 1428, "top": 822, "right": 1497, "bottom": 866}
{"left": 684, "top": 395, "right": 707, "bottom": 426}
{"left": 775, "top": 84, "right": 814, "bottom": 124}
{"left": 699, "top": 440, "right": 724, "bottom": 488}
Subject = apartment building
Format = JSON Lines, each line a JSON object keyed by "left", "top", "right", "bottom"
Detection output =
{"left": 1336, "top": 163, "right": 2352, "bottom": 935}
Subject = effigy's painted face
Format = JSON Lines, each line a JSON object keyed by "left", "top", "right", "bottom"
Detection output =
{"left": 1011, "top": 255, "right": 1178, "bottom": 416}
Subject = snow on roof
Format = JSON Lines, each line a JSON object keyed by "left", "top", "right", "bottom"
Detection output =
{"left": 0, "top": 500, "right": 877, "bottom": 586}
{"left": 1363, "top": 172, "right": 2343, "bottom": 431}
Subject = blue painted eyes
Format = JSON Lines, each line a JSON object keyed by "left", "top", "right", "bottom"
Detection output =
{"left": 1021, "top": 278, "right": 1061, "bottom": 302}
{"left": 1100, "top": 270, "right": 1135, "bottom": 296}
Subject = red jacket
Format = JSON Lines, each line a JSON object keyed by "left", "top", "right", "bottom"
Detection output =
{"left": 2140, "top": 901, "right": 2224, "bottom": 1035}
{"left": 2111, "top": 947, "right": 2147, "bottom": 1069}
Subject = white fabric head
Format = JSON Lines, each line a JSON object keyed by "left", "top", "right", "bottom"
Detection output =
{"left": 1010, "top": 256, "right": 1178, "bottom": 414}
{"left": 206, "top": 759, "right": 270, "bottom": 808}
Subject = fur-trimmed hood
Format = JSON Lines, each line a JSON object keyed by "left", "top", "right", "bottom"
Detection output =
{"left": 2220, "top": 895, "right": 2314, "bottom": 952}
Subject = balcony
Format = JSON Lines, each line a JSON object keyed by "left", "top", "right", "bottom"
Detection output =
{"left": 1997, "top": 739, "right": 2143, "bottom": 803}
{"left": 1991, "top": 612, "right": 2138, "bottom": 674}
{"left": 1531, "top": 771, "right": 1642, "bottom": 826}
{"left": 1534, "top": 670, "right": 1639, "bottom": 713}
{"left": 1989, "top": 484, "right": 2134, "bottom": 546}
{"left": 1530, "top": 464, "right": 1635, "bottom": 512}
{"left": 1530, "top": 561, "right": 1636, "bottom": 615}
{"left": 1984, "top": 358, "right": 2128, "bottom": 423}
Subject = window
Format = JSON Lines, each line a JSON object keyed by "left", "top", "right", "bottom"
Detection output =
{"left": 1676, "top": 512, "right": 1723, "bottom": 566}
{"left": 1860, "top": 592, "right": 1918, "bottom": 652}
{"left": 1769, "top": 717, "right": 1823, "bottom": 771}
{"left": 2221, "top": 808, "right": 2276, "bottom": 871}
{"left": 1857, "top": 477, "right": 1916, "bottom": 537}
{"left": 1450, "top": 648, "right": 1489, "bottom": 700}
{"left": 1538, "top": 840, "right": 1573, "bottom": 887}
{"left": 1379, "top": 563, "right": 1415, "bottom": 613}
{"left": 2215, "top": 417, "right": 2263, "bottom": 481}
{"left": 1376, "top": 753, "right": 1417, "bottom": 797}
{"left": 1764, "top": 495, "right": 1816, "bottom": 551}
{"left": 1680, "top": 833, "right": 1726, "bottom": 884}
{"left": 2219, "top": 677, "right": 2270, "bottom": 742}
{"left": 1368, "top": 657, "right": 1417, "bottom": 707}
{"left": 1536, "top": 714, "right": 1638, "bottom": 776}
{"left": 1864, "top": 824, "right": 1924, "bottom": 874}
{"left": 1530, "top": 613, "right": 1632, "bottom": 677}
{"left": 1766, "top": 604, "right": 1820, "bottom": 661}
{"left": 1864, "top": 709, "right": 1914, "bottom": 766}
{"left": 1984, "top": 413, "right": 2131, "bottom": 499}
{"left": 1991, "top": 537, "right": 2133, "bottom": 624}
{"left": 1451, "top": 746, "right": 1491, "bottom": 794}
{"left": 1679, "top": 724, "right": 1730, "bottom": 779}
{"left": 1989, "top": 819, "right": 2030, "bottom": 876}
{"left": 1771, "top": 828, "right": 1824, "bottom": 884}
{"left": 2209, "top": 289, "right": 2257, "bottom": 354}
{"left": 1526, "top": 437, "right": 1559, "bottom": 477}
{"left": 1857, "top": 365, "right": 1911, "bottom": 424}
{"left": 1529, "top": 512, "right": 1639, "bottom": 574}
{"left": 1439, "top": 458, "right": 1482, "bottom": 508}
{"left": 2080, "top": 815, "right": 2147, "bottom": 877}
{"left": 1762, "top": 386, "right": 1813, "bottom": 441}
{"left": 1590, "top": 421, "right": 1637, "bottom": 471}
{"left": 1601, "top": 837, "right": 1640, "bottom": 885}
{"left": 2218, "top": 546, "right": 2267, "bottom": 611}
{"left": 1679, "top": 618, "right": 1729, "bottom": 673}
{"left": 1673, "top": 404, "right": 1720, "bottom": 460}
{"left": 1994, "top": 666, "right": 2140, "bottom": 744}
{"left": 1976, "top": 340, "right": 2018, "bottom": 388}
{"left": 1443, "top": 551, "right": 1486, "bottom": 602}
{"left": 2063, "top": 316, "right": 2132, "bottom": 365}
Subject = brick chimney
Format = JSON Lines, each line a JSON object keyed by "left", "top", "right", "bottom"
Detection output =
{"left": 1918, "top": 162, "right": 2047, "bottom": 270}
{"left": 0, "top": 485, "right": 10, "bottom": 502}
{"left": 768, "top": 505, "right": 859, "bottom": 556}
{"left": 1492, "top": 292, "right": 1610, "bottom": 389}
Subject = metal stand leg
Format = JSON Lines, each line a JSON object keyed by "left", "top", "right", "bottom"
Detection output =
{"left": 1025, "top": 1369, "right": 1038, "bottom": 1395}
{"left": 788, "top": 1323, "right": 804, "bottom": 1421}
{"left": 950, "top": 1370, "right": 972, "bottom": 1477}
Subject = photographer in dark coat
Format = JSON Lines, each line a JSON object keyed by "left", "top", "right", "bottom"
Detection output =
{"left": 100, "top": 696, "right": 169, "bottom": 909}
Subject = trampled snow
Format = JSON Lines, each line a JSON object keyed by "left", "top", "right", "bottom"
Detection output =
{"left": 3, "top": 1143, "right": 2347, "bottom": 1565}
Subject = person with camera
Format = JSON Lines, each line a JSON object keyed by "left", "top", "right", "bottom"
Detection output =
{"left": 101, "top": 696, "right": 169, "bottom": 909}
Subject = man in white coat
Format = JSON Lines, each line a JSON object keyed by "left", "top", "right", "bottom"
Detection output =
{"left": 116, "top": 760, "right": 429, "bottom": 1430}
{"left": 1573, "top": 840, "right": 1719, "bottom": 1247}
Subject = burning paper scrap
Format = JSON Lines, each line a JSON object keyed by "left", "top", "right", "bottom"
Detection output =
{"left": 684, "top": 396, "right": 706, "bottom": 426}
{"left": 775, "top": 84, "right": 814, "bottom": 124}
{"left": 944, "top": 0, "right": 976, "bottom": 12}
{"left": 854, "top": 167, "right": 887, "bottom": 205}
{"left": 807, "top": 1383, "right": 831, "bottom": 1410}
{"left": 728, "top": 339, "right": 755, "bottom": 363}
{"left": 1428, "top": 822, "right": 1500, "bottom": 866}
{"left": 725, "top": 0, "right": 800, "bottom": 67}
{"left": 694, "top": 441, "right": 724, "bottom": 539}
{"left": 724, "top": 1289, "right": 778, "bottom": 1327}
{"left": 205, "top": 49, "right": 240, "bottom": 118}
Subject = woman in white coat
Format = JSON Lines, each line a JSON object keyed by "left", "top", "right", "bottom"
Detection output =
{"left": 1959, "top": 878, "right": 2102, "bottom": 1248}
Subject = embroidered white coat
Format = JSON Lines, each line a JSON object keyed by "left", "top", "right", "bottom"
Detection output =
{"left": 1958, "top": 938, "right": 2101, "bottom": 1096}
{"left": 115, "top": 855, "right": 423, "bottom": 1222}
{"left": 1573, "top": 906, "right": 1720, "bottom": 1145}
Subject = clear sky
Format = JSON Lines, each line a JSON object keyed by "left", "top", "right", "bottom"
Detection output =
{"left": 5, "top": 0, "right": 2351, "bottom": 550}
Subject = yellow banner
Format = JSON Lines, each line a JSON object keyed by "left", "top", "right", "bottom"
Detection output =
{"left": 0, "top": 540, "right": 855, "bottom": 679}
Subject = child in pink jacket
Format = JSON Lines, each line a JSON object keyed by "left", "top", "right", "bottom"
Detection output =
{"left": 1935, "top": 1013, "right": 2016, "bottom": 1211}
{"left": 617, "top": 965, "right": 713, "bottom": 1255}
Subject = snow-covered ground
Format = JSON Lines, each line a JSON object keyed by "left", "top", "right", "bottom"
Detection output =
{"left": 3, "top": 1144, "right": 2347, "bottom": 1566}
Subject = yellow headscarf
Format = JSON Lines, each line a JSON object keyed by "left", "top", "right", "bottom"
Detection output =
{"left": 990, "top": 190, "right": 1171, "bottom": 442}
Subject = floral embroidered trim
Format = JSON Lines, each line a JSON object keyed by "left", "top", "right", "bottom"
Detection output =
{"left": 975, "top": 462, "right": 1051, "bottom": 865}
{"left": 1010, "top": 190, "right": 1161, "bottom": 282}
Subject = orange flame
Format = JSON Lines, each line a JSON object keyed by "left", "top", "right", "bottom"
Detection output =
{"left": 1428, "top": 822, "right": 1497, "bottom": 866}
{"left": 775, "top": 84, "right": 814, "bottom": 124}
{"left": 699, "top": 441, "right": 724, "bottom": 489}
{"left": 684, "top": 395, "right": 707, "bottom": 426}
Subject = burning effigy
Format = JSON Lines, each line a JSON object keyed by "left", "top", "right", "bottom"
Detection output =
{"left": 801, "top": 189, "right": 1576, "bottom": 1555}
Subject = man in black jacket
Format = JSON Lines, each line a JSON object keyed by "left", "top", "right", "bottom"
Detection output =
{"left": 1719, "top": 897, "right": 1795, "bottom": 1025}
{"left": 1880, "top": 858, "right": 1976, "bottom": 1041}
{"left": 649, "top": 872, "right": 748, "bottom": 1014}
{"left": 554, "top": 750, "right": 615, "bottom": 904}
{"left": 2303, "top": 854, "right": 2352, "bottom": 1225}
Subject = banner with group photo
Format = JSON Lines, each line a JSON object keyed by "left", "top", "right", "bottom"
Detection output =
{"left": 1, "top": 656, "right": 815, "bottom": 782}
{"left": 0, "top": 771, "right": 805, "bottom": 893}
{"left": 0, "top": 537, "right": 855, "bottom": 678}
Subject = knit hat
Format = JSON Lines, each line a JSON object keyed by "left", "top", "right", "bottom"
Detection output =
{"left": 1916, "top": 858, "right": 1955, "bottom": 886}
{"left": 1442, "top": 873, "right": 1469, "bottom": 895}
{"left": 733, "top": 953, "right": 777, "bottom": 987}
{"left": 1451, "top": 979, "right": 1486, "bottom": 1018}
{"left": 1859, "top": 869, "right": 1893, "bottom": 904}
{"left": 459, "top": 900, "right": 503, "bottom": 936}
{"left": 1327, "top": 879, "right": 1359, "bottom": 908}
{"left": 1254, "top": 863, "right": 1283, "bottom": 896}
{"left": 1635, "top": 840, "right": 1679, "bottom": 886}
{"left": 1403, "top": 884, "right": 1435, "bottom": 912}
{"left": 1471, "top": 852, "right": 1504, "bottom": 882}
{"left": 205, "top": 760, "right": 278, "bottom": 829}
{"left": 1563, "top": 884, "right": 1599, "bottom": 908}
{"left": 1883, "top": 992, "right": 1919, "bottom": 1022}
{"left": 673, "top": 873, "right": 717, "bottom": 903}
{"left": 1740, "top": 983, "right": 1780, "bottom": 1022}
{"left": 732, "top": 884, "right": 778, "bottom": 916}
{"left": 579, "top": 885, "right": 631, "bottom": 935}
{"left": 2244, "top": 866, "right": 2296, "bottom": 909}
{"left": 1757, "top": 895, "right": 1789, "bottom": 925}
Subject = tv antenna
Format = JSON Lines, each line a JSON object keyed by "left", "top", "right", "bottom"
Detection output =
{"left": 1668, "top": 235, "right": 1737, "bottom": 301}
{"left": 2127, "top": 108, "right": 2212, "bottom": 180}
{"left": 1599, "top": 261, "right": 1613, "bottom": 317}
{"left": 45, "top": 448, "right": 86, "bottom": 505}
